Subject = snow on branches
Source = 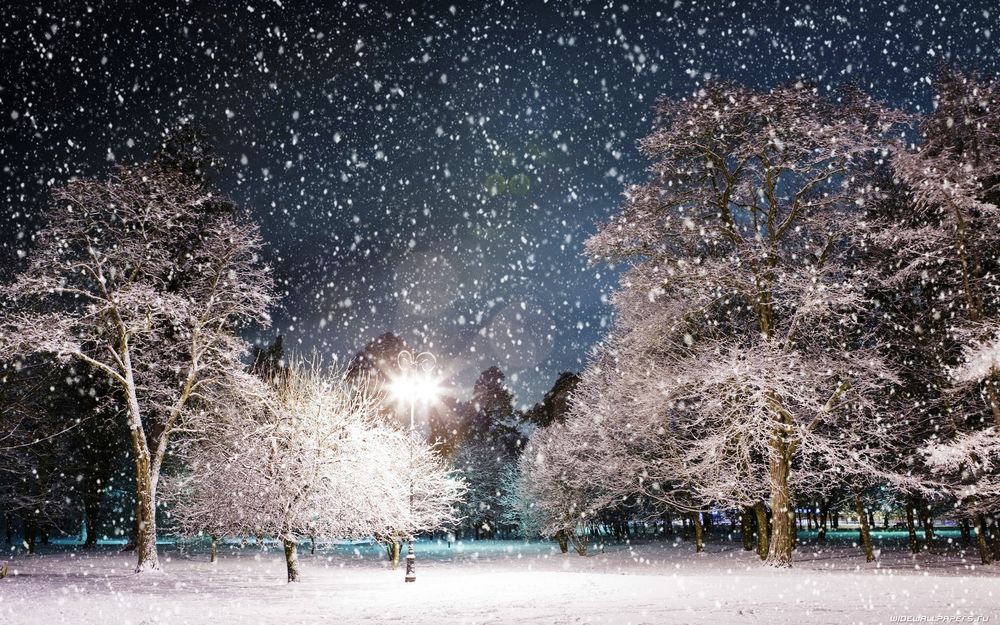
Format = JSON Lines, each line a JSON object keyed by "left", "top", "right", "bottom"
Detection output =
{"left": 571, "top": 81, "right": 908, "bottom": 566}
{"left": 167, "top": 359, "right": 464, "bottom": 582}
{"left": 0, "top": 128, "right": 273, "bottom": 572}
{"left": 882, "top": 72, "right": 1000, "bottom": 552}
{"left": 514, "top": 420, "right": 608, "bottom": 555}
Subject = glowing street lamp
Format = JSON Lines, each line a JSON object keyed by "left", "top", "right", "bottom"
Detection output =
{"left": 388, "top": 349, "right": 439, "bottom": 583}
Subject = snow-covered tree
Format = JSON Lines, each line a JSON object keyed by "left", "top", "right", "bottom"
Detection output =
{"left": 861, "top": 162, "right": 953, "bottom": 555}
{"left": 498, "top": 461, "right": 537, "bottom": 541}
{"left": 374, "top": 431, "right": 467, "bottom": 569}
{"left": 168, "top": 359, "right": 463, "bottom": 582}
{"left": 883, "top": 70, "right": 1000, "bottom": 563}
{"left": 395, "top": 435, "right": 466, "bottom": 550}
{"left": 891, "top": 71, "right": 1000, "bottom": 425}
{"left": 569, "top": 343, "right": 772, "bottom": 553}
{"left": 516, "top": 419, "right": 608, "bottom": 555}
{"left": 576, "top": 82, "right": 906, "bottom": 566}
{"left": 0, "top": 126, "right": 272, "bottom": 572}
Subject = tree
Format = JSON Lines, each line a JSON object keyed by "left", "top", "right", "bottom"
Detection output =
{"left": 396, "top": 436, "right": 466, "bottom": 547}
{"left": 169, "top": 363, "right": 393, "bottom": 581}
{"left": 524, "top": 372, "right": 580, "bottom": 428}
{"left": 453, "top": 367, "right": 524, "bottom": 538}
{"left": 863, "top": 162, "right": 952, "bottom": 557}
{"left": 885, "top": 70, "right": 1000, "bottom": 563}
{"left": 168, "top": 359, "right": 464, "bottom": 582}
{"left": 570, "top": 344, "right": 772, "bottom": 552}
{"left": 0, "top": 126, "right": 272, "bottom": 572}
{"left": 515, "top": 420, "right": 608, "bottom": 555}
{"left": 578, "top": 82, "right": 905, "bottom": 566}
{"left": 346, "top": 332, "right": 409, "bottom": 383}
{"left": 376, "top": 430, "right": 467, "bottom": 569}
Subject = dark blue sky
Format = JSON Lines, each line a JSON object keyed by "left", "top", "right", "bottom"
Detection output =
{"left": 2, "top": 1, "right": 997, "bottom": 405}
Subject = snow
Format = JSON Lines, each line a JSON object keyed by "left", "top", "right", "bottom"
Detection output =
{"left": 1, "top": 535, "right": 996, "bottom": 625}
{"left": 952, "top": 336, "right": 1000, "bottom": 385}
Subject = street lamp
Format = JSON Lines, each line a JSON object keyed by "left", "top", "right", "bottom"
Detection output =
{"left": 388, "top": 349, "right": 439, "bottom": 583}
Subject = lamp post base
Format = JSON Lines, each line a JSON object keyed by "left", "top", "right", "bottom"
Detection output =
{"left": 404, "top": 539, "right": 416, "bottom": 582}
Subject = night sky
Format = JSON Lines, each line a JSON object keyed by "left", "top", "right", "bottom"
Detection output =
{"left": 2, "top": 0, "right": 998, "bottom": 405}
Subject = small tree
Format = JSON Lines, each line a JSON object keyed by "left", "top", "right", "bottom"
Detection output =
{"left": 376, "top": 434, "right": 466, "bottom": 569}
{"left": 169, "top": 360, "right": 464, "bottom": 582}
{"left": 500, "top": 454, "right": 541, "bottom": 538}
{"left": 517, "top": 421, "right": 607, "bottom": 556}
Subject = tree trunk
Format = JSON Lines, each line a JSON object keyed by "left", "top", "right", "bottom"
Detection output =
{"left": 818, "top": 500, "right": 829, "bottom": 544}
{"left": 766, "top": 451, "right": 793, "bottom": 567}
{"left": 25, "top": 519, "right": 36, "bottom": 554}
{"left": 904, "top": 495, "right": 920, "bottom": 554}
{"left": 389, "top": 539, "right": 401, "bottom": 569}
{"left": 210, "top": 535, "right": 219, "bottom": 563}
{"left": 132, "top": 459, "right": 159, "bottom": 573}
{"left": 960, "top": 519, "right": 972, "bottom": 547}
{"left": 283, "top": 536, "right": 300, "bottom": 582}
{"left": 975, "top": 513, "right": 992, "bottom": 566}
{"left": 753, "top": 501, "right": 769, "bottom": 561}
{"left": 918, "top": 499, "right": 935, "bottom": 550}
{"left": 852, "top": 487, "right": 874, "bottom": 563}
{"left": 84, "top": 503, "right": 99, "bottom": 549}
{"left": 690, "top": 512, "right": 704, "bottom": 553}
{"left": 556, "top": 529, "right": 568, "bottom": 554}
{"left": 990, "top": 517, "right": 1000, "bottom": 560}
{"left": 741, "top": 506, "right": 754, "bottom": 551}
{"left": 123, "top": 366, "right": 160, "bottom": 574}
{"left": 570, "top": 532, "right": 588, "bottom": 556}
{"left": 310, "top": 535, "right": 316, "bottom": 555}
{"left": 790, "top": 500, "right": 798, "bottom": 551}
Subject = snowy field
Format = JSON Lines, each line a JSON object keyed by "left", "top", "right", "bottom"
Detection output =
{"left": 1, "top": 532, "right": 996, "bottom": 625}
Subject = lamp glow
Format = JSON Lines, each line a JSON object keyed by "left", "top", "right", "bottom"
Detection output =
{"left": 389, "top": 371, "right": 441, "bottom": 407}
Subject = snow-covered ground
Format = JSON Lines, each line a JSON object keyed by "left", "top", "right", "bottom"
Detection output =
{"left": 1, "top": 531, "right": 997, "bottom": 625}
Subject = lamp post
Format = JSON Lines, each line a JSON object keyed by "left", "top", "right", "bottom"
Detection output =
{"left": 391, "top": 349, "right": 438, "bottom": 583}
